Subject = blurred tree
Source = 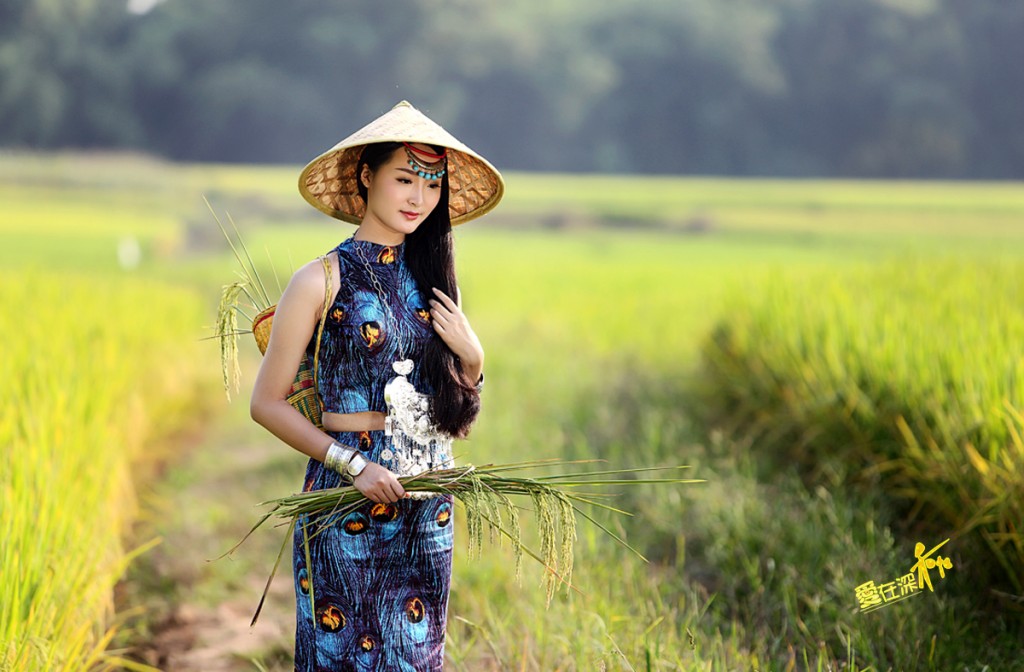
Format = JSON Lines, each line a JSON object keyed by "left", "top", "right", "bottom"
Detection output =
{"left": 948, "top": 0, "right": 1024, "bottom": 178}
{"left": 0, "top": 0, "right": 1021, "bottom": 177}
{"left": 0, "top": 0, "right": 140, "bottom": 148}
{"left": 769, "top": 0, "right": 973, "bottom": 176}
{"left": 122, "top": 0, "right": 430, "bottom": 162}
{"left": 576, "top": 0, "right": 782, "bottom": 174}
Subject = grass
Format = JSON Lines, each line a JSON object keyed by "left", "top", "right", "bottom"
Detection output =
{"left": 553, "top": 366, "right": 1023, "bottom": 670}
{"left": 2, "top": 150, "right": 1023, "bottom": 670}
{"left": 0, "top": 270, "right": 214, "bottom": 671}
{"left": 698, "top": 260, "right": 1024, "bottom": 595}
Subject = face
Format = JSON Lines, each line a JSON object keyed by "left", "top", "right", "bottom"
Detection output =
{"left": 359, "top": 144, "right": 444, "bottom": 241}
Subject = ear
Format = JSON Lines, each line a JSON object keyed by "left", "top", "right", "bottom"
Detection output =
{"left": 360, "top": 164, "right": 372, "bottom": 189}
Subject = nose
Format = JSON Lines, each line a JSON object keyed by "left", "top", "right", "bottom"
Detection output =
{"left": 408, "top": 182, "right": 424, "bottom": 206}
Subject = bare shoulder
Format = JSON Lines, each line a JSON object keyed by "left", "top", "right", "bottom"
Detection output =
{"left": 279, "top": 256, "right": 332, "bottom": 317}
{"left": 293, "top": 256, "right": 331, "bottom": 288}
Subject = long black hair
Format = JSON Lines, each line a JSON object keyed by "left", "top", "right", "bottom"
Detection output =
{"left": 356, "top": 142, "right": 481, "bottom": 438}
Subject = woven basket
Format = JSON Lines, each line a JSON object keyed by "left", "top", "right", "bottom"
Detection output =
{"left": 252, "top": 306, "right": 275, "bottom": 355}
{"left": 252, "top": 306, "right": 324, "bottom": 430}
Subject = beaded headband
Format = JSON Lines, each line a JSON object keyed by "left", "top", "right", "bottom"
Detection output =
{"left": 403, "top": 142, "right": 447, "bottom": 180}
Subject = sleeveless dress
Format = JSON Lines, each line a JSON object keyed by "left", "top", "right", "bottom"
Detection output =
{"left": 292, "top": 236, "right": 454, "bottom": 671}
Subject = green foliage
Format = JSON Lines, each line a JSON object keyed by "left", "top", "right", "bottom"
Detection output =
{"left": 560, "top": 359, "right": 1023, "bottom": 670}
{"left": 699, "top": 260, "right": 1024, "bottom": 594}
{"left": 2, "top": 0, "right": 1024, "bottom": 175}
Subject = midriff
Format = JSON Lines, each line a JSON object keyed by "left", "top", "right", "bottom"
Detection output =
{"left": 322, "top": 410, "right": 387, "bottom": 432}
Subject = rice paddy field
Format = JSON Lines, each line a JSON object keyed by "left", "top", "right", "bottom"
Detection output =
{"left": 1, "top": 151, "right": 1023, "bottom": 671}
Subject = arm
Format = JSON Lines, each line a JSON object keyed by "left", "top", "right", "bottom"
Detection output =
{"left": 429, "top": 285, "right": 484, "bottom": 385}
{"left": 250, "top": 259, "right": 405, "bottom": 502}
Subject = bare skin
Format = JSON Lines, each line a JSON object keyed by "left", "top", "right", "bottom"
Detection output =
{"left": 250, "top": 145, "right": 484, "bottom": 504}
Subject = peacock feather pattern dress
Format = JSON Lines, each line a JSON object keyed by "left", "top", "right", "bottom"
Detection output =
{"left": 293, "top": 236, "right": 453, "bottom": 671}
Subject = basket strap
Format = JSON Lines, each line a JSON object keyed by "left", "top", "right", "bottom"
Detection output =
{"left": 311, "top": 254, "right": 332, "bottom": 411}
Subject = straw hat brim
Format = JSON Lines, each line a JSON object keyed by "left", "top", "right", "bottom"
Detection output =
{"left": 298, "top": 101, "right": 504, "bottom": 226}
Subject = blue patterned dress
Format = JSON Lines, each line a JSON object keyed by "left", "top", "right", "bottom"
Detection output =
{"left": 293, "top": 236, "right": 454, "bottom": 671}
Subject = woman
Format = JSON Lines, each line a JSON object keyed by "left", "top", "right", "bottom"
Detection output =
{"left": 250, "top": 101, "right": 504, "bottom": 670}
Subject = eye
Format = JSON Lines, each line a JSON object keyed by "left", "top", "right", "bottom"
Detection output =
{"left": 429, "top": 182, "right": 441, "bottom": 189}
{"left": 397, "top": 177, "right": 412, "bottom": 184}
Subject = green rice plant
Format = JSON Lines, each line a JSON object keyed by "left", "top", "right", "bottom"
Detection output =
{"left": 0, "top": 270, "right": 211, "bottom": 671}
{"left": 892, "top": 406, "right": 1024, "bottom": 596}
{"left": 698, "top": 258, "right": 1024, "bottom": 595}
{"left": 556, "top": 355, "right": 1023, "bottom": 670}
{"left": 9, "top": 152, "right": 1024, "bottom": 670}
{"left": 224, "top": 461, "right": 702, "bottom": 626}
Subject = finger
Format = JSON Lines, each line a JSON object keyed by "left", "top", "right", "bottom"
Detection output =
{"left": 431, "top": 287, "right": 459, "bottom": 312}
{"left": 385, "top": 482, "right": 404, "bottom": 503}
{"left": 430, "top": 308, "right": 451, "bottom": 325}
{"left": 429, "top": 299, "right": 457, "bottom": 319}
{"left": 432, "top": 321, "right": 447, "bottom": 333}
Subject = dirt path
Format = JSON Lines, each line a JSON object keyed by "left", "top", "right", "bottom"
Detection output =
{"left": 112, "top": 360, "right": 514, "bottom": 671}
{"left": 115, "top": 378, "right": 306, "bottom": 671}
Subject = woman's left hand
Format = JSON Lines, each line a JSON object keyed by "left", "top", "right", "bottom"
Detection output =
{"left": 429, "top": 286, "right": 484, "bottom": 377}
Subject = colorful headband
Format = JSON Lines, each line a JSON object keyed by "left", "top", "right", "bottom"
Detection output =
{"left": 403, "top": 142, "right": 447, "bottom": 180}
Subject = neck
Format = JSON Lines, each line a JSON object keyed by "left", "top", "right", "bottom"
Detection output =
{"left": 354, "top": 221, "right": 405, "bottom": 247}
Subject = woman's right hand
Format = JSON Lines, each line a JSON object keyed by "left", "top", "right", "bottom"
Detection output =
{"left": 352, "top": 462, "right": 407, "bottom": 503}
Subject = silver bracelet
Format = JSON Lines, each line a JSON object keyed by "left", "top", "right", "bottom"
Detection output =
{"left": 324, "top": 441, "right": 354, "bottom": 472}
{"left": 324, "top": 441, "right": 368, "bottom": 478}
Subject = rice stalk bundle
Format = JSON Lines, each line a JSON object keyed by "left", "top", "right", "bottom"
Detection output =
{"left": 207, "top": 198, "right": 276, "bottom": 400}
{"left": 223, "top": 460, "right": 703, "bottom": 625}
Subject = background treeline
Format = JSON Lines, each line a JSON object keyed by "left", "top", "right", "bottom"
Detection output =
{"left": 2, "top": 0, "right": 1022, "bottom": 178}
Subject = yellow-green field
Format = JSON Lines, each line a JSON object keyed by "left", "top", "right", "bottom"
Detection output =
{"left": 0, "top": 272, "right": 213, "bottom": 670}
{"left": 1, "top": 152, "right": 1022, "bottom": 671}
{"left": 701, "top": 260, "right": 1024, "bottom": 591}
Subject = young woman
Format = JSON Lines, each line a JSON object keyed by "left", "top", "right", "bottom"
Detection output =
{"left": 249, "top": 101, "right": 504, "bottom": 670}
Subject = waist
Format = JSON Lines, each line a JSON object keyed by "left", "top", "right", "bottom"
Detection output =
{"left": 323, "top": 410, "right": 386, "bottom": 432}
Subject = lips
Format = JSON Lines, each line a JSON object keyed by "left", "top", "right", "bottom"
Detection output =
{"left": 400, "top": 210, "right": 420, "bottom": 220}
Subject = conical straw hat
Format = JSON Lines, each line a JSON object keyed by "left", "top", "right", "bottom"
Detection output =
{"left": 298, "top": 101, "right": 504, "bottom": 226}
